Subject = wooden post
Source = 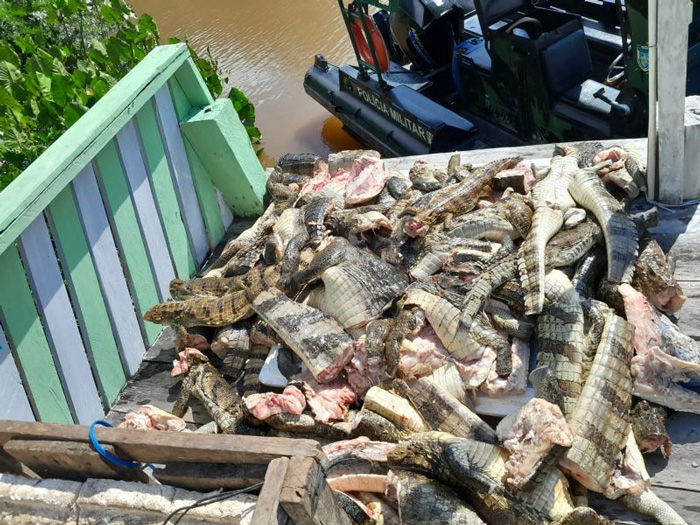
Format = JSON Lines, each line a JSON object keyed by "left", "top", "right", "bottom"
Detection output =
{"left": 251, "top": 457, "right": 292, "bottom": 525}
{"left": 279, "top": 456, "right": 352, "bottom": 525}
{"left": 684, "top": 96, "right": 700, "bottom": 200}
{"left": 656, "top": 0, "right": 691, "bottom": 203}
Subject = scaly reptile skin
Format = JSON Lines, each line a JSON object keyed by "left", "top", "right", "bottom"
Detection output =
{"left": 393, "top": 377, "right": 497, "bottom": 443}
{"left": 403, "top": 287, "right": 482, "bottom": 360}
{"left": 563, "top": 313, "right": 635, "bottom": 493}
{"left": 446, "top": 209, "right": 516, "bottom": 241}
{"left": 519, "top": 149, "right": 580, "bottom": 314}
{"left": 238, "top": 344, "right": 270, "bottom": 396}
{"left": 172, "top": 359, "right": 251, "bottom": 434}
{"left": 546, "top": 220, "right": 603, "bottom": 268}
{"left": 485, "top": 302, "right": 535, "bottom": 340}
{"left": 364, "top": 386, "right": 428, "bottom": 432}
{"left": 304, "top": 196, "right": 334, "bottom": 247}
{"left": 169, "top": 276, "right": 240, "bottom": 300}
{"left": 403, "top": 156, "right": 522, "bottom": 234}
{"left": 568, "top": 168, "right": 638, "bottom": 283}
{"left": 461, "top": 255, "right": 518, "bottom": 329}
{"left": 387, "top": 431, "right": 575, "bottom": 524}
{"left": 388, "top": 470, "right": 484, "bottom": 525}
{"left": 207, "top": 203, "right": 278, "bottom": 273}
{"left": 620, "top": 489, "right": 687, "bottom": 525}
{"left": 212, "top": 325, "right": 251, "bottom": 381}
{"left": 145, "top": 265, "right": 281, "bottom": 327}
{"left": 536, "top": 270, "right": 586, "bottom": 417}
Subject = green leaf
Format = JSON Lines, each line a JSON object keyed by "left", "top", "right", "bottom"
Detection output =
{"left": 0, "top": 42, "right": 20, "bottom": 67}
{"left": 0, "top": 87, "right": 21, "bottom": 112}
{"left": 51, "top": 74, "right": 74, "bottom": 106}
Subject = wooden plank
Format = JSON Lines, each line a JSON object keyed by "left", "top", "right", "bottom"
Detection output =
{"left": 0, "top": 421, "right": 325, "bottom": 466}
{"left": 280, "top": 456, "right": 352, "bottom": 525}
{"left": 115, "top": 120, "right": 176, "bottom": 301}
{"left": 173, "top": 58, "right": 214, "bottom": 111}
{"left": 251, "top": 457, "right": 292, "bottom": 525}
{"left": 383, "top": 138, "right": 648, "bottom": 172}
{"left": 656, "top": 2, "right": 689, "bottom": 203}
{"left": 217, "top": 188, "right": 235, "bottom": 230}
{"left": 95, "top": 141, "right": 162, "bottom": 344}
{"left": 167, "top": 76, "right": 226, "bottom": 248}
{"left": 153, "top": 85, "right": 209, "bottom": 266}
{"left": 136, "top": 99, "right": 196, "bottom": 280}
{"left": 180, "top": 99, "right": 266, "bottom": 217}
{"left": 183, "top": 136, "right": 226, "bottom": 245}
{"left": 17, "top": 216, "right": 104, "bottom": 423}
{"left": 154, "top": 462, "right": 267, "bottom": 492}
{"left": 0, "top": 245, "right": 72, "bottom": 423}
{"left": 47, "top": 186, "right": 126, "bottom": 403}
{"left": 107, "top": 361, "right": 211, "bottom": 425}
{"left": 4, "top": 439, "right": 148, "bottom": 483}
{"left": 0, "top": 44, "right": 190, "bottom": 253}
{"left": 72, "top": 166, "right": 146, "bottom": 376}
{"left": 0, "top": 323, "right": 35, "bottom": 422}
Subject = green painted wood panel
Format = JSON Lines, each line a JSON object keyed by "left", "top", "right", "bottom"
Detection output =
{"left": 184, "top": 138, "right": 226, "bottom": 246}
{"left": 168, "top": 78, "right": 225, "bottom": 246}
{"left": 0, "top": 245, "right": 72, "bottom": 423}
{"left": 47, "top": 187, "right": 126, "bottom": 404}
{"left": 95, "top": 142, "right": 162, "bottom": 343}
{"left": 0, "top": 44, "right": 190, "bottom": 254}
{"left": 135, "top": 100, "right": 196, "bottom": 279}
{"left": 181, "top": 99, "right": 266, "bottom": 217}
{"left": 173, "top": 58, "right": 214, "bottom": 111}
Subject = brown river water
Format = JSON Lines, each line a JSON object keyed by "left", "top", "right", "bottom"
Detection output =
{"left": 130, "top": 0, "right": 364, "bottom": 166}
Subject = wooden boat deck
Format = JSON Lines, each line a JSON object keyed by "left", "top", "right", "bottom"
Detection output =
{"left": 107, "top": 138, "right": 700, "bottom": 524}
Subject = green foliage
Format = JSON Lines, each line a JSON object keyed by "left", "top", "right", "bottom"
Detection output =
{"left": 0, "top": 0, "right": 158, "bottom": 188}
{"left": 0, "top": 0, "right": 262, "bottom": 190}
{"left": 168, "top": 37, "right": 263, "bottom": 155}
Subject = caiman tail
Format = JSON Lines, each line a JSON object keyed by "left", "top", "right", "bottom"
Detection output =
{"left": 519, "top": 205, "right": 564, "bottom": 314}
{"left": 620, "top": 489, "right": 688, "bottom": 525}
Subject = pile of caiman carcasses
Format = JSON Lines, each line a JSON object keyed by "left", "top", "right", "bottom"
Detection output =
{"left": 141, "top": 145, "right": 697, "bottom": 525}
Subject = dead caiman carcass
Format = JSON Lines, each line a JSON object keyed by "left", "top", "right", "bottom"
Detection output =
{"left": 410, "top": 235, "right": 495, "bottom": 280}
{"left": 387, "top": 431, "right": 588, "bottom": 525}
{"left": 460, "top": 253, "right": 518, "bottom": 329}
{"left": 568, "top": 165, "right": 638, "bottom": 283}
{"left": 206, "top": 203, "right": 279, "bottom": 277}
{"left": 561, "top": 313, "right": 635, "bottom": 493}
{"left": 402, "top": 156, "right": 522, "bottom": 237}
{"left": 631, "top": 401, "right": 672, "bottom": 457}
{"left": 496, "top": 398, "right": 573, "bottom": 491}
{"left": 545, "top": 220, "right": 603, "bottom": 269}
{"left": 252, "top": 288, "right": 355, "bottom": 382}
{"left": 536, "top": 270, "right": 586, "bottom": 417}
{"left": 210, "top": 324, "right": 251, "bottom": 381}
{"left": 403, "top": 287, "right": 483, "bottom": 361}
{"left": 393, "top": 377, "right": 497, "bottom": 443}
{"left": 519, "top": 147, "right": 580, "bottom": 314}
{"left": 172, "top": 351, "right": 256, "bottom": 435}
{"left": 145, "top": 265, "right": 283, "bottom": 327}
{"left": 619, "top": 283, "right": 700, "bottom": 414}
{"left": 293, "top": 237, "right": 408, "bottom": 329}
{"left": 632, "top": 238, "right": 686, "bottom": 315}
{"left": 385, "top": 469, "right": 485, "bottom": 524}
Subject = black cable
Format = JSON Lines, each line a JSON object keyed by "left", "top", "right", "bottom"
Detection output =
{"left": 162, "top": 482, "right": 264, "bottom": 524}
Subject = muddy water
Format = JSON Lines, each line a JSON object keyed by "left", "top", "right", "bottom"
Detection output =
{"left": 130, "top": 0, "right": 363, "bottom": 166}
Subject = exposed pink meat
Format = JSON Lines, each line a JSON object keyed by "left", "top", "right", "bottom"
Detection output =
{"left": 355, "top": 492, "right": 401, "bottom": 525}
{"left": 171, "top": 348, "right": 208, "bottom": 377}
{"left": 186, "top": 333, "right": 210, "bottom": 351}
{"left": 456, "top": 347, "right": 494, "bottom": 389}
{"left": 631, "top": 352, "right": 700, "bottom": 414}
{"left": 398, "top": 325, "right": 450, "bottom": 378}
{"left": 494, "top": 161, "right": 536, "bottom": 193}
{"left": 595, "top": 147, "right": 627, "bottom": 174}
{"left": 293, "top": 371, "right": 357, "bottom": 423}
{"left": 345, "top": 339, "right": 390, "bottom": 397}
{"left": 323, "top": 436, "right": 395, "bottom": 463}
{"left": 297, "top": 160, "right": 331, "bottom": 199}
{"left": 606, "top": 432, "right": 651, "bottom": 499}
{"left": 346, "top": 155, "right": 389, "bottom": 205}
{"left": 243, "top": 385, "right": 306, "bottom": 420}
{"left": 403, "top": 217, "right": 429, "bottom": 237}
{"left": 482, "top": 338, "right": 530, "bottom": 396}
{"left": 496, "top": 398, "right": 573, "bottom": 490}
{"left": 118, "top": 405, "right": 187, "bottom": 432}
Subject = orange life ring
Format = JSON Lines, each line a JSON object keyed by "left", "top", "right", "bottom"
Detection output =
{"left": 351, "top": 15, "right": 390, "bottom": 73}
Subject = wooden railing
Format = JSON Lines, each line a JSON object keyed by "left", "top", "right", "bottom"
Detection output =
{"left": 0, "top": 44, "right": 266, "bottom": 424}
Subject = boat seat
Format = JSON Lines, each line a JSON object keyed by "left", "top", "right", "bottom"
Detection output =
{"left": 561, "top": 79, "right": 620, "bottom": 117}
{"left": 466, "top": 42, "right": 492, "bottom": 72}
{"left": 370, "top": 62, "right": 432, "bottom": 91}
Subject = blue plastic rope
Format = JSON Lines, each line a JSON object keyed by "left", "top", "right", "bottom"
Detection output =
{"left": 89, "top": 420, "right": 154, "bottom": 470}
